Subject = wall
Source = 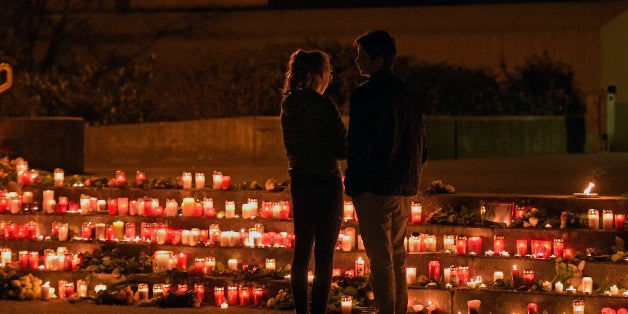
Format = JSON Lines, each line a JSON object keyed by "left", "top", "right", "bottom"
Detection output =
{"left": 85, "top": 116, "right": 569, "bottom": 169}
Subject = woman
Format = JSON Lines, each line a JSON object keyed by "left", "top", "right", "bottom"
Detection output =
{"left": 280, "top": 49, "right": 347, "bottom": 314}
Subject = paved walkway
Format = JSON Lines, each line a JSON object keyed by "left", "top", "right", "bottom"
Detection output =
{"left": 86, "top": 152, "right": 628, "bottom": 196}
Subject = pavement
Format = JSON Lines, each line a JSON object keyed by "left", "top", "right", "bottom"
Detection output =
{"left": 85, "top": 152, "right": 628, "bottom": 197}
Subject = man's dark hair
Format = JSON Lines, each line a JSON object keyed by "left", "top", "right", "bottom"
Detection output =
{"left": 355, "top": 30, "right": 397, "bottom": 68}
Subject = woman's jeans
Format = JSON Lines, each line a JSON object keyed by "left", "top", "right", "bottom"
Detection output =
{"left": 290, "top": 173, "right": 343, "bottom": 314}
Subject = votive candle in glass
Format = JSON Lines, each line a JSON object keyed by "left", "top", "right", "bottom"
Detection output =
{"left": 253, "top": 287, "right": 264, "bottom": 305}
{"left": 553, "top": 238, "right": 564, "bottom": 258}
{"left": 226, "top": 286, "right": 238, "bottom": 305}
{"left": 443, "top": 235, "right": 455, "bottom": 251}
{"left": 406, "top": 267, "right": 417, "bottom": 285}
{"left": 527, "top": 302, "right": 538, "bottom": 314}
{"left": 341, "top": 295, "right": 352, "bottom": 314}
{"left": 428, "top": 260, "right": 440, "bottom": 282}
{"left": 410, "top": 202, "right": 422, "bottom": 224}
{"left": 516, "top": 239, "right": 527, "bottom": 256}
{"left": 467, "top": 236, "right": 482, "bottom": 255}
{"left": 615, "top": 213, "right": 625, "bottom": 230}
{"left": 181, "top": 172, "right": 192, "bottom": 189}
{"left": 493, "top": 235, "right": 505, "bottom": 254}
{"left": 602, "top": 210, "right": 614, "bottom": 230}
{"left": 115, "top": 170, "right": 126, "bottom": 188}
{"left": 214, "top": 286, "right": 225, "bottom": 306}
{"left": 582, "top": 276, "right": 592, "bottom": 294}
{"left": 238, "top": 287, "right": 250, "bottom": 305}
{"left": 588, "top": 209, "right": 600, "bottom": 229}
{"left": 53, "top": 168, "right": 64, "bottom": 187}
{"left": 343, "top": 201, "right": 354, "bottom": 221}
{"left": 195, "top": 172, "right": 205, "bottom": 189}
{"left": 221, "top": 175, "right": 231, "bottom": 190}
{"left": 135, "top": 170, "right": 146, "bottom": 187}
{"left": 117, "top": 198, "right": 129, "bottom": 215}
{"left": 572, "top": 300, "right": 584, "bottom": 314}
{"left": 456, "top": 236, "right": 467, "bottom": 255}
{"left": 523, "top": 270, "right": 534, "bottom": 287}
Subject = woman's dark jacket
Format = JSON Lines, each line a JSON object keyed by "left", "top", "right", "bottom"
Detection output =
{"left": 280, "top": 88, "right": 348, "bottom": 177}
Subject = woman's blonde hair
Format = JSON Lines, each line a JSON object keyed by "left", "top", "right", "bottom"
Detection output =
{"left": 282, "top": 49, "right": 330, "bottom": 98}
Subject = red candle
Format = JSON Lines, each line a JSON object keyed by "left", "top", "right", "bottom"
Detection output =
{"left": 135, "top": 170, "right": 146, "bottom": 187}
{"left": 115, "top": 170, "right": 126, "bottom": 187}
{"left": 194, "top": 284, "right": 205, "bottom": 303}
{"left": 176, "top": 253, "right": 187, "bottom": 269}
{"left": 538, "top": 240, "right": 552, "bottom": 258}
{"left": 0, "top": 197, "right": 8, "bottom": 212}
{"left": 18, "top": 251, "right": 28, "bottom": 269}
{"left": 65, "top": 282, "right": 74, "bottom": 297}
{"left": 615, "top": 214, "right": 625, "bottom": 230}
{"left": 142, "top": 198, "right": 152, "bottom": 217}
{"left": 456, "top": 236, "right": 467, "bottom": 255}
{"left": 553, "top": 238, "right": 564, "bottom": 258}
{"left": 25, "top": 221, "right": 37, "bottom": 240}
{"left": 253, "top": 288, "right": 264, "bottom": 305}
{"left": 29, "top": 251, "right": 39, "bottom": 269}
{"left": 527, "top": 302, "right": 539, "bottom": 313}
{"left": 152, "top": 206, "right": 163, "bottom": 217}
{"left": 280, "top": 202, "right": 290, "bottom": 219}
{"left": 227, "top": 286, "right": 238, "bottom": 305}
{"left": 221, "top": 175, "right": 231, "bottom": 190}
{"left": 428, "top": 260, "right": 441, "bottom": 282}
{"left": 238, "top": 287, "right": 250, "bottom": 305}
{"left": 213, "top": 287, "right": 225, "bottom": 306}
{"left": 511, "top": 265, "right": 521, "bottom": 286}
{"left": 531, "top": 240, "right": 540, "bottom": 256}
{"left": 71, "top": 254, "right": 81, "bottom": 271}
{"left": 523, "top": 270, "right": 534, "bottom": 287}
{"left": 563, "top": 248, "right": 573, "bottom": 260}
{"left": 81, "top": 222, "right": 92, "bottom": 240}
{"left": 516, "top": 239, "right": 528, "bottom": 256}
{"left": 193, "top": 202, "right": 203, "bottom": 217}
{"left": 105, "top": 225, "right": 114, "bottom": 241}
{"left": 15, "top": 226, "right": 25, "bottom": 239}
{"left": 125, "top": 222, "right": 136, "bottom": 240}
{"left": 515, "top": 206, "right": 526, "bottom": 219}
{"left": 64, "top": 252, "right": 73, "bottom": 271}
{"left": 410, "top": 202, "right": 422, "bottom": 224}
{"left": 260, "top": 202, "right": 272, "bottom": 219}
{"left": 458, "top": 266, "right": 470, "bottom": 285}
{"left": 7, "top": 222, "right": 17, "bottom": 239}
{"left": 177, "top": 284, "right": 188, "bottom": 294}
{"left": 56, "top": 196, "right": 68, "bottom": 214}
{"left": 493, "top": 235, "right": 505, "bottom": 253}
{"left": 467, "top": 236, "right": 482, "bottom": 255}
{"left": 172, "top": 230, "right": 182, "bottom": 245}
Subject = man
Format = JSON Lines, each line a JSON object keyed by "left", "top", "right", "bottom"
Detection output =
{"left": 345, "top": 30, "right": 428, "bottom": 314}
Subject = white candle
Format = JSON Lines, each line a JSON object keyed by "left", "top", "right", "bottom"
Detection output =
{"left": 212, "top": 172, "right": 223, "bottom": 189}
{"left": 182, "top": 172, "right": 192, "bottom": 189}
{"left": 242, "top": 203, "right": 252, "bottom": 219}
{"left": 443, "top": 267, "right": 451, "bottom": 283}
{"left": 443, "top": 235, "right": 455, "bottom": 251}
{"left": 165, "top": 199, "right": 178, "bottom": 217}
{"left": 265, "top": 258, "right": 276, "bottom": 271}
{"left": 10, "top": 198, "right": 20, "bottom": 214}
{"left": 355, "top": 257, "right": 365, "bottom": 277}
{"left": 22, "top": 191, "right": 33, "bottom": 203}
{"left": 41, "top": 282, "right": 51, "bottom": 300}
{"left": 424, "top": 234, "right": 437, "bottom": 252}
{"left": 555, "top": 281, "right": 563, "bottom": 293}
{"left": 341, "top": 295, "right": 352, "bottom": 314}
{"left": 408, "top": 235, "right": 420, "bottom": 253}
{"left": 53, "top": 168, "right": 64, "bottom": 187}
{"left": 43, "top": 190, "right": 54, "bottom": 212}
{"left": 225, "top": 201, "right": 236, "bottom": 218}
{"left": 181, "top": 230, "right": 190, "bottom": 246}
{"left": 602, "top": 210, "right": 614, "bottom": 230}
{"left": 58, "top": 223, "right": 69, "bottom": 241}
{"left": 195, "top": 172, "right": 205, "bottom": 189}
{"left": 582, "top": 276, "right": 592, "bottom": 294}
{"left": 588, "top": 209, "right": 599, "bottom": 229}
{"left": 406, "top": 267, "right": 417, "bottom": 285}
{"left": 228, "top": 258, "right": 238, "bottom": 271}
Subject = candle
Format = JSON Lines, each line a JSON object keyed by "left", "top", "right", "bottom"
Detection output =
{"left": 238, "top": 287, "right": 250, "bottom": 305}
{"left": 77, "top": 280, "right": 87, "bottom": 297}
{"left": 225, "top": 201, "right": 236, "bottom": 218}
{"left": 410, "top": 202, "right": 422, "bottom": 224}
{"left": 467, "top": 236, "right": 482, "bottom": 255}
{"left": 603, "top": 210, "right": 614, "bottom": 230}
{"left": 616, "top": 214, "right": 625, "bottom": 230}
{"left": 265, "top": 258, "right": 276, "bottom": 271}
{"left": 253, "top": 288, "right": 264, "bottom": 305}
{"left": 117, "top": 198, "right": 129, "bottom": 215}
{"left": 19, "top": 250, "right": 28, "bottom": 269}
{"left": 516, "top": 239, "right": 527, "bottom": 256}
{"left": 443, "top": 235, "right": 455, "bottom": 251}
{"left": 194, "top": 284, "right": 205, "bottom": 303}
{"left": 214, "top": 287, "right": 225, "bottom": 306}
{"left": 493, "top": 235, "right": 505, "bottom": 253}
{"left": 563, "top": 247, "right": 573, "bottom": 259}
{"left": 555, "top": 281, "right": 563, "bottom": 293}
{"left": 228, "top": 258, "right": 238, "bottom": 271}
{"left": 582, "top": 276, "right": 592, "bottom": 294}
{"left": 41, "top": 282, "right": 51, "bottom": 301}
{"left": 29, "top": 251, "right": 39, "bottom": 269}
{"left": 443, "top": 267, "right": 451, "bottom": 283}
{"left": 588, "top": 209, "right": 600, "bottom": 229}
{"left": 456, "top": 236, "right": 467, "bottom": 255}
{"left": 458, "top": 266, "right": 470, "bottom": 285}
{"left": 511, "top": 265, "right": 520, "bottom": 286}
{"left": 135, "top": 170, "right": 146, "bottom": 187}
{"left": 181, "top": 172, "right": 192, "bottom": 189}
{"left": 406, "top": 267, "right": 417, "bottom": 285}
{"left": 212, "top": 171, "right": 223, "bottom": 189}
{"left": 22, "top": 191, "right": 33, "bottom": 204}
{"left": 58, "top": 223, "right": 69, "bottom": 241}
{"left": 181, "top": 197, "right": 195, "bottom": 217}
{"left": 81, "top": 222, "right": 93, "bottom": 240}
{"left": 165, "top": 199, "right": 178, "bottom": 217}
{"left": 553, "top": 238, "right": 564, "bottom": 258}
{"left": 341, "top": 295, "right": 352, "bottom": 314}
{"left": 523, "top": 270, "right": 534, "bottom": 287}
{"left": 176, "top": 253, "right": 187, "bottom": 269}
{"left": 424, "top": 234, "right": 437, "bottom": 252}
{"left": 94, "top": 284, "right": 107, "bottom": 293}
{"left": 493, "top": 271, "right": 504, "bottom": 282}
{"left": 205, "top": 256, "right": 216, "bottom": 273}
{"left": 227, "top": 286, "right": 238, "bottom": 305}
{"left": 355, "top": 257, "right": 365, "bottom": 277}
{"left": 221, "top": 175, "right": 231, "bottom": 190}
{"left": 572, "top": 300, "right": 584, "bottom": 314}
{"left": 134, "top": 283, "right": 148, "bottom": 300}
{"left": 194, "top": 172, "right": 205, "bottom": 189}
{"left": 112, "top": 221, "right": 124, "bottom": 240}
{"left": 467, "top": 300, "right": 481, "bottom": 314}
{"left": 203, "top": 198, "right": 215, "bottom": 217}
{"left": 527, "top": 302, "right": 538, "bottom": 313}
{"left": 428, "top": 260, "right": 440, "bottom": 282}
{"left": 152, "top": 284, "right": 163, "bottom": 298}
{"left": 343, "top": 201, "right": 354, "bottom": 221}
{"left": 64, "top": 282, "right": 74, "bottom": 298}
{"left": 125, "top": 222, "right": 136, "bottom": 240}
{"left": 42, "top": 190, "right": 54, "bottom": 213}
{"left": 154, "top": 251, "right": 171, "bottom": 272}
{"left": 115, "top": 170, "right": 126, "bottom": 187}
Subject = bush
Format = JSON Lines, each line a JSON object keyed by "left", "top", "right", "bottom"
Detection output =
{"left": 0, "top": 42, "right": 585, "bottom": 124}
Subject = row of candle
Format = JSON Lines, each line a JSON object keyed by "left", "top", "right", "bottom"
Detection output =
{"left": 588, "top": 209, "right": 626, "bottom": 230}
{"left": 0, "top": 247, "right": 82, "bottom": 271}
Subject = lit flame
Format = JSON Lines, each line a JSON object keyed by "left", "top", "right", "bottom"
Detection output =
{"left": 583, "top": 182, "right": 595, "bottom": 194}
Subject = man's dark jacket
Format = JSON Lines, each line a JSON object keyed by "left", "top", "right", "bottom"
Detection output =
{"left": 345, "top": 69, "right": 428, "bottom": 197}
